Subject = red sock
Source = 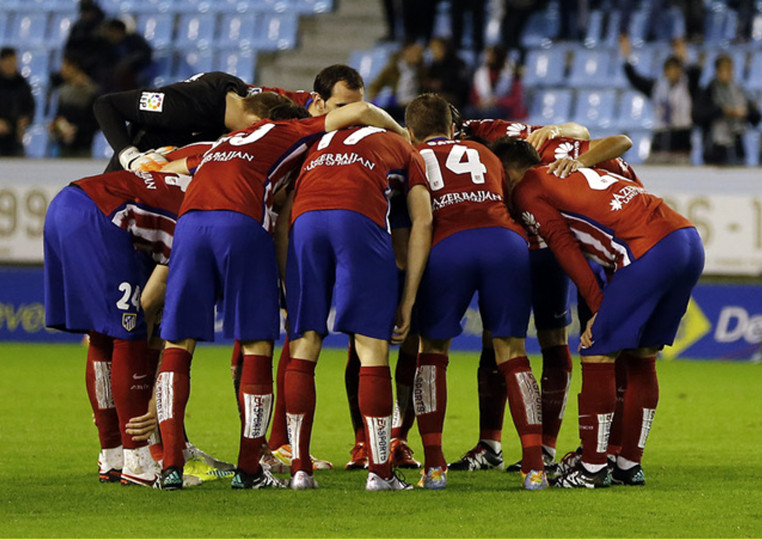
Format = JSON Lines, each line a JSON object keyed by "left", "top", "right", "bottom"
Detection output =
{"left": 156, "top": 347, "right": 192, "bottom": 470}
{"left": 231, "top": 339, "right": 243, "bottom": 405}
{"left": 267, "top": 338, "right": 290, "bottom": 450}
{"left": 414, "top": 353, "right": 448, "bottom": 471}
{"left": 578, "top": 362, "right": 617, "bottom": 466}
{"left": 607, "top": 353, "right": 630, "bottom": 456}
{"left": 359, "top": 365, "right": 393, "bottom": 478}
{"left": 619, "top": 355, "right": 658, "bottom": 464}
{"left": 237, "top": 354, "right": 273, "bottom": 474}
{"left": 540, "top": 345, "right": 573, "bottom": 451}
{"left": 478, "top": 346, "right": 506, "bottom": 442}
{"left": 345, "top": 342, "right": 365, "bottom": 444}
{"left": 85, "top": 332, "right": 121, "bottom": 449}
{"left": 111, "top": 339, "right": 151, "bottom": 450}
{"left": 285, "top": 358, "right": 316, "bottom": 474}
{"left": 498, "top": 356, "right": 543, "bottom": 473}
{"left": 391, "top": 349, "right": 417, "bottom": 441}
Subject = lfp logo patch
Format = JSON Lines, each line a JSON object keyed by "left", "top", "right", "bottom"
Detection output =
{"left": 139, "top": 92, "right": 165, "bottom": 112}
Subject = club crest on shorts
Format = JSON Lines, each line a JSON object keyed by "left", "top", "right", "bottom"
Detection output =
{"left": 122, "top": 313, "right": 137, "bottom": 331}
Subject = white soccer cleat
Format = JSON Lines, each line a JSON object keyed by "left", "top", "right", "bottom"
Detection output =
{"left": 121, "top": 446, "right": 161, "bottom": 487}
{"left": 98, "top": 446, "right": 123, "bottom": 483}
{"left": 289, "top": 470, "right": 319, "bottom": 490}
{"left": 365, "top": 471, "right": 413, "bottom": 491}
{"left": 184, "top": 443, "right": 235, "bottom": 471}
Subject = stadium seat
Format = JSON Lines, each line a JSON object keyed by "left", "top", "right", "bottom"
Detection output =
{"left": 583, "top": 9, "right": 605, "bottom": 48}
{"left": 349, "top": 47, "right": 391, "bottom": 86}
{"left": 610, "top": 46, "right": 656, "bottom": 88}
{"left": 173, "top": 49, "right": 215, "bottom": 81}
{"left": 22, "top": 124, "right": 50, "bottom": 159}
{"left": 704, "top": 2, "right": 738, "bottom": 45}
{"left": 572, "top": 89, "right": 617, "bottom": 129}
{"left": 176, "top": 12, "right": 218, "bottom": 50}
{"left": 46, "top": 12, "right": 76, "bottom": 47}
{"left": 288, "top": 0, "right": 333, "bottom": 14}
{"left": 218, "top": 13, "right": 260, "bottom": 49}
{"left": 137, "top": 13, "right": 174, "bottom": 49}
{"left": 216, "top": 0, "right": 251, "bottom": 13}
{"left": 622, "top": 129, "right": 651, "bottom": 164}
{"left": 616, "top": 90, "right": 655, "bottom": 130}
{"left": 216, "top": 49, "right": 257, "bottom": 83}
{"left": 528, "top": 88, "right": 573, "bottom": 126}
{"left": 253, "top": 13, "right": 298, "bottom": 50}
{"left": 172, "top": 0, "right": 215, "bottom": 14}
{"left": 743, "top": 129, "right": 760, "bottom": 166}
{"left": 520, "top": 7, "right": 560, "bottom": 48}
{"left": 0, "top": 12, "right": 11, "bottom": 44}
{"left": 7, "top": 12, "right": 49, "bottom": 47}
{"left": 91, "top": 130, "right": 115, "bottom": 160}
{"left": 145, "top": 50, "right": 174, "bottom": 87}
{"left": 626, "top": 10, "right": 650, "bottom": 47}
{"left": 522, "top": 47, "right": 567, "bottom": 87}
{"left": 568, "top": 48, "right": 614, "bottom": 88}
{"left": 599, "top": 10, "right": 621, "bottom": 48}
{"left": 746, "top": 49, "right": 762, "bottom": 91}
{"left": 248, "top": 0, "right": 290, "bottom": 14}
{"left": 17, "top": 48, "right": 50, "bottom": 88}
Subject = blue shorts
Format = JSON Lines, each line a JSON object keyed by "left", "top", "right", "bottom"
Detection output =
{"left": 161, "top": 210, "right": 280, "bottom": 342}
{"left": 286, "top": 210, "right": 398, "bottom": 340}
{"left": 583, "top": 227, "right": 705, "bottom": 356}
{"left": 44, "top": 186, "right": 154, "bottom": 340}
{"left": 530, "top": 247, "right": 572, "bottom": 331}
{"left": 417, "top": 227, "right": 531, "bottom": 340}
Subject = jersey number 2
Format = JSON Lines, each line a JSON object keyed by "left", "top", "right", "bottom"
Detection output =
{"left": 419, "top": 145, "right": 486, "bottom": 191}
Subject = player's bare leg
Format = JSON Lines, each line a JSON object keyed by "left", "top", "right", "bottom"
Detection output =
{"left": 415, "top": 338, "right": 450, "bottom": 489}
{"left": 493, "top": 336, "right": 547, "bottom": 490}
{"left": 390, "top": 332, "right": 421, "bottom": 469}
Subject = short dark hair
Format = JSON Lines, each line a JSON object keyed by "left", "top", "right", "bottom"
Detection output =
{"left": 242, "top": 92, "right": 294, "bottom": 119}
{"left": 715, "top": 53, "right": 733, "bottom": 70}
{"left": 490, "top": 136, "right": 542, "bottom": 171}
{"left": 313, "top": 64, "right": 364, "bottom": 101}
{"left": 405, "top": 93, "right": 452, "bottom": 141}
{"left": 268, "top": 103, "right": 311, "bottom": 121}
{"left": 0, "top": 47, "right": 17, "bottom": 60}
{"left": 663, "top": 55, "right": 683, "bottom": 71}
{"left": 105, "top": 18, "right": 127, "bottom": 33}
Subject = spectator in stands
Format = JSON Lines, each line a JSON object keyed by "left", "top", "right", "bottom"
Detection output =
{"left": 64, "top": 0, "right": 106, "bottom": 79}
{"left": 463, "top": 45, "right": 526, "bottom": 121}
{"left": 451, "top": 0, "right": 486, "bottom": 54}
{"left": 0, "top": 47, "right": 35, "bottom": 157}
{"left": 99, "top": 18, "right": 153, "bottom": 93}
{"left": 368, "top": 41, "right": 424, "bottom": 122}
{"left": 48, "top": 53, "right": 100, "bottom": 158}
{"left": 693, "top": 53, "right": 761, "bottom": 165}
{"left": 421, "top": 37, "right": 470, "bottom": 111}
{"left": 619, "top": 36, "right": 700, "bottom": 164}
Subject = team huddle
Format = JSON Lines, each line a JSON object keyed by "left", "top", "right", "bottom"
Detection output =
{"left": 43, "top": 64, "right": 704, "bottom": 492}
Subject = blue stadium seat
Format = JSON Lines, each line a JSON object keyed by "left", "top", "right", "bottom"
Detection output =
{"left": 7, "top": 12, "right": 49, "bottom": 47}
{"left": 743, "top": 128, "right": 760, "bottom": 166}
{"left": 349, "top": 48, "right": 391, "bottom": 86}
{"left": 47, "top": 12, "right": 76, "bottom": 46}
{"left": 216, "top": 0, "right": 252, "bottom": 13}
{"left": 616, "top": 90, "right": 655, "bottom": 130}
{"left": 131, "top": 0, "right": 174, "bottom": 14}
{"left": 215, "top": 48, "right": 257, "bottom": 83}
{"left": 137, "top": 13, "right": 174, "bottom": 49}
{"left": 36, "top": 83, "right": 53, "bottom": 123}
{"left": 254, "top": 13, "right": 298, "bottom": 50}
{"left": 218, "top": 13, "right": 260, "bottom": 49}
{"left": 288, "top": 0, "right": 333, "bottom": 14}
{"left": 173, "top": 49, "right": 215, "bottom": 81}
{"left": 248, "top": 0, "right": 290, "bottom": 14}
{"left": 17, "top": 48, "right": 50, "bottom": 88}
{"left": 610, "top": 46, "right": 656, "bottom": 88}
{"left": 523, "top": 47, "right": 567, "bottom": 87}
{"left": 600, "top": 10, "right": 621, "bottom": 48}
{"left": 22, "top": 124, "right": 50, "bottom": 158}
{"left": 176, "top": 12, "right": 218, "bottom": 49}
{"left": 91, "top": 131, "right": 115, "bottom": 160}
{"left": 145, "top": 50, "right": 174, "bottom": 87}
{"left": 583, "top": 10, "right": 605, "bottom": 48}
{"left": 172, "top": 0, "right": 215, "bottom": 14}
{"left": 528, "top": 88, "right": 573, "bottom": 126}
{"left": 704, "top": 2, "right": 738, "bottom": 44}
{"left": 746, "top": 50, "right": 762, "bottom": 91}
{"left": 572, "top": 89, "right": 617, "bottom": 129}
{"left": 0, "top": 12, "right": 11, "bottom": 43}
{"left": 622, "top": 129, "right": 651, "bottom": 164}
{"left": 520, "top": 8, "right": 560, "bottom": 48}
{"left": 699, "top": 48, "right": 747, "bottom": 87}
{"left": 626, "top": 10, "right": 650, "bottom": 47}
{"left": 568, "top": 48, "right": 613, "bottom": 88}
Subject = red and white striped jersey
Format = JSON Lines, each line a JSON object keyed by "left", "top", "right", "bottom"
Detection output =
{"left": 73, "top": 170, "right": 191, "bottom": 264}
{"left": 179, "top": 116, "right": 326, "bottom": 231}
{"left": 463, "top": 119, "right": 542, "bottom": 141}
{"left": 512, "top": 165, "right": 693, "bottom": 312}
{"left": 247, "top": 84, "right": 316, "bottom": 109}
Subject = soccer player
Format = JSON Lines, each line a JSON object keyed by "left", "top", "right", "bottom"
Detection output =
{"left": 44, "top": 167, "right": 192, "bottom": 487}
{"left": 448, "top": 116, "right": 634, "bottom": 473}
{"left": 493, "top": 138, "right": 704, "bottom": 488}
{"left": 283, "top": 123, "right": 432, "bottom": 491}
{"left": 404, "top": 94, "right": 545, "bottom": 490}
{"left": 155, "top": 99, "right": 411, "bottom": 490}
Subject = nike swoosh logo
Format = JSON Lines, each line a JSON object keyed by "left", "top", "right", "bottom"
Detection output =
{"left": 133, "top": 374, "right": 148, "bottom": 380}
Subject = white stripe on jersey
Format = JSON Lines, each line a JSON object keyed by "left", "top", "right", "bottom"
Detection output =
{"left": 112, "top": 204, "right": 176, "bottom": 263}
{"left": 562, "top": 212, "right": 632, "bottom": 268}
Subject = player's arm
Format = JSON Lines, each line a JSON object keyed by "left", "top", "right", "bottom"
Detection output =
{"left": 273, "top": 189, "right": 295, "bottom": 283}
{"left": 548, "top": 134, "right": 632, "bottom": 178}
{"left": 160, "top": 157, "right": 190, "bottom": 175}
{"left": 324, "top": 102, "right": 409, "bottom": 141}
{"left": 141, "top": 264, "right": 169, "bottom": 342}
{"left": 525, "top": 122, "right": 590, "bottom": 150}
{"left": 393, "top": 183, "right": 432, "bottom": 344}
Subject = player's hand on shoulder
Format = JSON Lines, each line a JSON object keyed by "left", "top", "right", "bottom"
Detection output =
{"left": 525, "top": 125, "right": 560, "bottom": 151}
{"left": 548, "top": 157, "right": 582, "bottom": 178}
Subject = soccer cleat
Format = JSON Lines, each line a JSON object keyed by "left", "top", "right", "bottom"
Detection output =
{"left": 98, "top": 446, "right": 123, "bottom": 483}
{"left": 366, "top": 471, "right": 414, "bottom": 491}
{"left": 521, "top": 469, "right": 549, "bottom": 490}
{"left": 550, "top": 449, "right": 582, "bottom": 479}
{"left": 289, "top": 470, "right": 319, "bottom": 490}
{"left": 447, "top": 441, "right": 504, "bottom": 471}
{"left": 184, "top": 443, "right": 235, "bottom": 471}
{"left": 345, "top": 442, "right": 369, "bottom": 470}
{"left": 231, "top": 468, "right": 286, "bottom": 489}
{"left": 390, "top": 439, "right": 421, "bottom": 469}
{"left": 551, "top": 463, "right": 611, "bottom": 489}
{"left": 260, "top": 445, "right": 289, "bottom": 474}
{"left": 417, "top": 467, "right": 447, "bottom": 490}
{"left": 611, "top": 463, "right": 646, "bottom": 486}
{"left": 506, "top": 447, "right": 557, "bottom": 474}
{"left": 272, "top": 444, "right": 333, "bottom": 471}
{"left": 183, "top": 453, "right": 235, "bottom": 483}
{"left": 155, "top": 466, "right": 184, "bottom": 491}
{"left": 121, "top": 446, "right": 161, "bottom": 487}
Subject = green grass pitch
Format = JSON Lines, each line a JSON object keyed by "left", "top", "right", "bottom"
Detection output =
{"left": 1, "top": 343, "right": 761, "bottom": 538}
